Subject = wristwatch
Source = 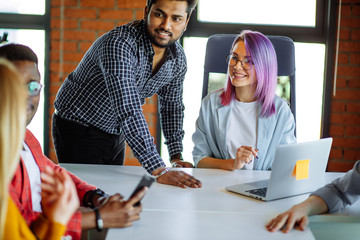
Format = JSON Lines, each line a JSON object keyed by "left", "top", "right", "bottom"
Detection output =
{"left": 93, "top": 207, "right": 103, "bottom": 232}
{"left": 83, "top": 189, "right": 108, "bottom": 209}
{"left": 170, "top": 153, "right": 184, "bottom": 167}
{"left": 170, "top": 153, "right": 183, "bottom": 162}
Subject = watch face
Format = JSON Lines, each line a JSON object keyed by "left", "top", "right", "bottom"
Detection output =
{"left": 95, "top": 189, "right": 105, "bottom": 195}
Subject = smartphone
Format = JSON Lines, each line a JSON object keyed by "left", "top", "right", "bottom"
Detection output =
{"left": 129, "top": 174, "right": 155, "bottom": 206}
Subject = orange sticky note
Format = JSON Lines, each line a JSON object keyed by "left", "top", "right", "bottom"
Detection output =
{"left": 292, "top": 159, "right": 310, "bottom": 180}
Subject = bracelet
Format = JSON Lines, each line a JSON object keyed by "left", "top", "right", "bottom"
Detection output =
{"left": 93, "top": 207, "right": 103, "bottom": 232}
{"left": 154, "top": 167, "right": 170, "bottom": 180}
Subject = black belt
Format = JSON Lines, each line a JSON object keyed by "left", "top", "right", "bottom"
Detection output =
{"left": 54, "top": 109, "right": 90, "bottom": 127}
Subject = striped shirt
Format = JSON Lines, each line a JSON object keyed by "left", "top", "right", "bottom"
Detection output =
{"left": 54, "top": 20, "right": 186, "bottom": 173}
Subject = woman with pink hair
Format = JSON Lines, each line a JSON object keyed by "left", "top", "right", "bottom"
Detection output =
{"left": 192, "top": 30, "right": 296, "bottom": 170}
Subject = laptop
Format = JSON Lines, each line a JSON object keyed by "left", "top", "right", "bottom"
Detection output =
{"left": 225, "top": 138, "right": 333, "bottom": 201}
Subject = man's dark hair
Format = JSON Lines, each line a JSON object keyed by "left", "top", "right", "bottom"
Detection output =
{"left": 0, "top": 43, "right": 38, "bottom": 64}
{"left": 146, "top": 0, "right": 198, "bottom": 18}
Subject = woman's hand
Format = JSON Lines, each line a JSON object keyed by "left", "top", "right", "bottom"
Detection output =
{"left": 233, "top": 146, "right": 258, "bottom": 170}
{"left": 40, "top": 166, "right": 80, "bottom": 225}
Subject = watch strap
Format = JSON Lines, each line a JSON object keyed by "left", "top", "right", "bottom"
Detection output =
{"left": 170, "top": 153, "right": 183, "bottom": 162}
{"left": 93, "top": 207, "right": 103, "bottom": 232}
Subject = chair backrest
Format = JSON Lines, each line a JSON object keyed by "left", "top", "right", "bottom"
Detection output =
{"left": 202, "top": 34, "right": 296, "bottom": 119}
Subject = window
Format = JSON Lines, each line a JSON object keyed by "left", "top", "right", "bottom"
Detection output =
{"left": 295, "top": 42, "right": 325, "bottom": 142}
{"left": 0, "top": 1, "right": 49, "bottom": 151}
{"left": 198, "top": 0, "right": 316, "bottom": 27}
{"left": 1, "top": 0, "right": 45, "bottom": 15}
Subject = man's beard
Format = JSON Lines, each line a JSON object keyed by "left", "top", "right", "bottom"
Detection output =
{"left": 147, "top": 28, "right": 176, "bottom": 48}
{"left": 145, "top": 18, "right": 186, "bottom": 48}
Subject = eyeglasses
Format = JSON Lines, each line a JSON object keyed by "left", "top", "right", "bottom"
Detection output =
{"left": 226, "top": 54, "right": 253, "bottom": 70}
{"left": 27, "top": 81, "right": 42, "bottom": 96}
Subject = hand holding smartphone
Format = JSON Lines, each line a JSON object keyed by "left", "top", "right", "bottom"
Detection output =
{"left": 129, "top": 175, "right": 155, "bottom": 206}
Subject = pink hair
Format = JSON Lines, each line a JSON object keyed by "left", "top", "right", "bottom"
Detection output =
{"left": 220, "top": 30, "right": 277, "bottom": 117}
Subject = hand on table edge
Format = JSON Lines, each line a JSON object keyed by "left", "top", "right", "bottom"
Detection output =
{"left": 266, "top": 195, "right": 329, "bottom": 233}
{"left": 152, "top": 167, "right": 202, "bottom": 189}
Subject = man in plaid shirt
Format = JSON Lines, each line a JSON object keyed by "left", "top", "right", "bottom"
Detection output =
{"left": 53, "top": 0, "right": 202, "bottom": 188}
{"left": 1, "top": 44, "right": 147, "bottom": 240}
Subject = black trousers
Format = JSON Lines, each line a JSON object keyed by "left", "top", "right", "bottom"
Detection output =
{"left": 52, "top": 113, "right": 125, "bottom": 165}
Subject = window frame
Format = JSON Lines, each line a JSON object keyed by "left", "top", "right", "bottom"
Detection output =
{"left": 0, "top": 0, "right": 51, "bottom": 155}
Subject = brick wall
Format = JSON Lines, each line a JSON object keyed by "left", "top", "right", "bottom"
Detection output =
{"left": 49, "top": 0, "right": 149, "bottom": 165}
{"left": 327, "top": 0, "right": 360, "bottom": 171}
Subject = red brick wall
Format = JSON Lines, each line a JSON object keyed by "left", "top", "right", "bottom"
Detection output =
{"left": 49, "top": 0, "right": 149, "bottom": 166}
{"left": 327, "top": 0, "right": 360, "bottom": 171}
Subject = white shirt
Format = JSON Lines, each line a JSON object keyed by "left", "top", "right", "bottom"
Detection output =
{"left": 20, "top": 142, "right": 42, "bottom": 212}
{"left": 226, "top": 100, "right": 257, "bottom": 170}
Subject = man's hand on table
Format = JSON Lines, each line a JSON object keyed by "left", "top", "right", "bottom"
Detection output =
{"left": 153, "top": 167, "right": 202, "bottom": 188}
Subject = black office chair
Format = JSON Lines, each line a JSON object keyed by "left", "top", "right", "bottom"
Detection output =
{"left": 202, "top": 34, "right": 296, "bottom": 120}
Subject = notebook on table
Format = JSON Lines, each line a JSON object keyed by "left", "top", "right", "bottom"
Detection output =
{"left": 225, "top": 138, "right": 333, "bottom": 201}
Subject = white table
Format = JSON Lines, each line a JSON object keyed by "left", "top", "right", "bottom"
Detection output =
{"left": 61, "top": 164, "right": 359, "bottom": 240}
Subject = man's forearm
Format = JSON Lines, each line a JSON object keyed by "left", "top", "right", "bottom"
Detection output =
{"left": 79, "top": 207, "right": 96, "bottom": 229}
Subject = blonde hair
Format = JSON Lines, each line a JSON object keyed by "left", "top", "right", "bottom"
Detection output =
{"left": 0, "top": 58, "right": 27, "bottom": 236}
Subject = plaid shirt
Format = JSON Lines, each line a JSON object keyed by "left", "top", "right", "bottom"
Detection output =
{"left": 9, "top": 129, "right": 97, "bottom": 240}
{"left": 54, "top": 20, "right": 186, "bottom": 173}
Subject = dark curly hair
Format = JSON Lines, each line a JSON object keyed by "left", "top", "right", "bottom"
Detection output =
{"left": 146, "top": 0, "right": 198, "bottom": 18}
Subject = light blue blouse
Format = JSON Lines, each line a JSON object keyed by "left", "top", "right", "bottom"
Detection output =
{"left": 192, "top": 90, "right": 296, "bottom": 170}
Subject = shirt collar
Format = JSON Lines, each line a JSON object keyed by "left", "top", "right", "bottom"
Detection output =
{"left": 137, "top": 20, "right": 154, "bottom": 57}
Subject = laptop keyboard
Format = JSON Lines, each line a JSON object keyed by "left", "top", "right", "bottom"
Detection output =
{"left": 245, "top": 187, "right": 268, "bottom": 197}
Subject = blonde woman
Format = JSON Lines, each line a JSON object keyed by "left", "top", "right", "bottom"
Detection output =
{"left": 0, "top": 58, "right": 79, "bottom": 239}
